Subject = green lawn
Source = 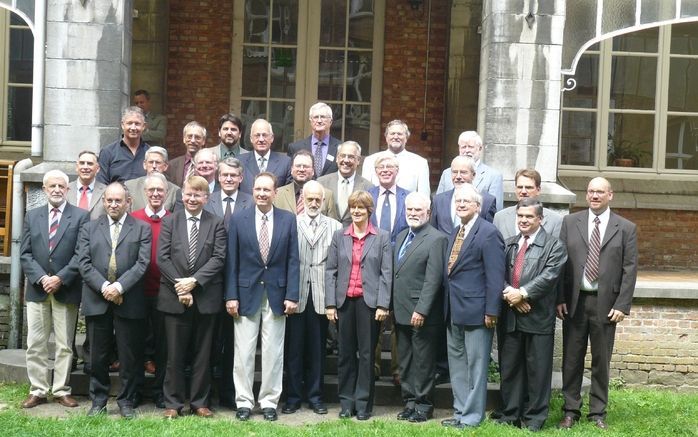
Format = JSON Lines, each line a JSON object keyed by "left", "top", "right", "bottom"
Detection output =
{"left": 0, "top": 383, "right": 695, "bottom": 436}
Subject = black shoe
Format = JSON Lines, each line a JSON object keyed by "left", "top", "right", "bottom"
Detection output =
{"left": 119, "top": 404, "right": 135, "bottom": 419}
{"left": 281, "top": 403, "right": 300, "bottom": 414}
{"left": 87, "top": 405, "right": 106, "bottom": 417}
{"left": 262, "top": 407, "right": 278, "bottom": 421}
{"left": 409, "top": 410, "right": 431, "bottom": 422}
{"left": 132, "top": 393, "right": 142, "bottom": 409}
{"left": 339, "top": 409, "right": 353, "bottom": 419}
{"left": 397, "top": 407, "right": 415, "bottom": 420}
{"left": 356, "top": 411, "right": 371, "bottom": 421}
{"left": 154, "top": 394, "right": 165, "bottom": 409}
{"left": 310, "top": 402, "right": 328, "bottom": 415}
{"left": 236, "top": 407, "right": 251, "bottom": 421}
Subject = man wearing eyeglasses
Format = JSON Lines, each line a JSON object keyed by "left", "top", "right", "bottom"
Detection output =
{"left": 125, "top": 146, "right": 180, "bottom": 212}
{"left": 238, "top": 119, "right": 292, "bottom": 194}
{"left": 287, "top": 102, "right": 341, "bottom": 177}
{"left": 165, "top": 121, "right": 208, "bottom": 187}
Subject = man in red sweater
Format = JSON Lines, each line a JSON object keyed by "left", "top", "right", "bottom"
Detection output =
{"left": 131, "top": 173, "right": 171, "bottom": 408}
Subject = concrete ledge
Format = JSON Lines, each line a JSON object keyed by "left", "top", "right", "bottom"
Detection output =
{"left": 634, "top": 281, "right": 698, "bottom": 300}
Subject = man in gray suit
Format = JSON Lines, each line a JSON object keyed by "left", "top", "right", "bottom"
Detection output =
{"left": 317, "top": 141, "right": 374, "bottom": 226}
{"left": 165, "top": 121, "right": 207, "bottom": 187}
{"left": 69, "top": 150, "right": 106, "bottom": 219}
{"left": 125, "top": 146, "right": 180, "bottom": 212}
{"left": 557, "top": 177, "right": 638, "bottom": 430}
{"left": 20, "top": 170, "right": 89, "bottom": 409}
{"left": 494, "top": 168, "right": 562, "bottom": 239}
{"left": 78, "top": 182, "right": 152, "bottom": 418}
{"left": 274, "top": 150, "right": 338, "bottom": 220}
{"left": 393, "top": 192, "right": 447, "bottom": 423}
{"left": 286, "top": 102, "right": 341, "bottom": 177}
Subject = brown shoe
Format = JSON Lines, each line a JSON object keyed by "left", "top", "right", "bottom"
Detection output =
{"left": 21, "top": 394, "right": 47, "bottom": 409}
{"left": 54, "top": 395, "right": 78, "bottom": 408}
{"left": 163, "top": 408, "right": 180, "bottom": 419}
{"left": 558, "top": 416, "right": 577, "bottom": 429}
{"left": 191, "top": 407, "right": 214, "bottom": 418}
{"left": 592, "top": 418, "right": 608, "bottom": 429}
{"left": 144, "top": 360, "right": 156, "bottom": 375}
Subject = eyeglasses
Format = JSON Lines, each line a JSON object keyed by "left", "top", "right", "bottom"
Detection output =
{"left": 293, "top": 164, "right": 312, "bottom": 169}
{"left": 587, "top": 190, "right": 608, "bottom": 196}
{"left": 375, "top": 164, "right": 397, "bottom": 170}
{"left": 311, "top": 115, "right": 330, "bottom": 120}
{"left": 252, "top": 132, "right": 271, "bottom": 139}
{"left": 454, "top": 199, "right": 478, "bottom": 205}
{"left": 338, "top": 153, "right": 358, "bottom": 161}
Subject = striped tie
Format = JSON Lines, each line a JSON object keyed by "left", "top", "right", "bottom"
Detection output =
{"left": 314, "top": 142, "right": 325, "bottom": 176}
{"left": 188, "top": 217, "right": 199, "bottom": 272}
{"left": 296, "top": 193, "right": 304, "bottom": 215}
{"left": 585, "top": 216, "right": 601, "bottom": 282}
{"left": 48, "top": 208, "right": 60, "bottom": 251}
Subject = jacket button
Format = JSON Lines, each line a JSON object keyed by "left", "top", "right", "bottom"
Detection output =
{"left": 260, "top": 281, "right": 265, "bottom": 285}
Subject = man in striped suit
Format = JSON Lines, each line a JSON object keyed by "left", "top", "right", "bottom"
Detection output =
{"left": 282, "top": 180, "right": 342, "bottom": 415}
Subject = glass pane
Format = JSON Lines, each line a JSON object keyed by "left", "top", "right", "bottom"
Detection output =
{"left": 607, "top": 113, "right": 654, "bottom": 168}
{"left": 242, "top": 46, "right": 269, "bottom": 98}
{"left": 320, "top": 0, "right": 347, "bottom": 47}
{"left": 268, "top": 100, "right": 294, "bottom": 151}
{"left": 7, "top": 86, "right": 32, "bottom": 141}
{"left": 271, "top": 0, "right": 298, "bottom": 44}
{"left": 346, "top": 51, "right": 372, "bottom": 102}
{"left": 563, "top": 54, "right": 598, "bottom": 109}
{"left": 10, "top": 12, "right": 28, "bottom": 26}
{"left": 345, "top": 103, "right": 370, "bottom": 149}
{"left": 329, "top": 103, "right": 344, "bottom": 139}
{"left": 601, "top": 0, "right": 636, "bottom": 35}
{"left": 671, "top": 22, "right": 698, "bottom": 55}
{"left": 612, "top": 27, "right": 659, "bottom": 53}
{"left": 318, "top": 49, "right": 346, "bottom": 101}
{"left": 668, "top": 58, "right": 698, "bottom": 112}
{"left": 348, "top": 1, "right": 373, "bottom": 49}
{"left": 244, "top": 0, "right": 271, "bottom": 44}
{"left": 270, "top": 48, "right": 296, "bottom": 99}
{"left": 609, "top": 56, "right": 657, "bottom": 110}
{"left": 560, "top": 111, "right": 596, "bottom": 166}
{"left": 240, "top": 99, "right": 267, "bottom": 149}
{"left": 665, "top": 116, "right": 698, "bottom": 170}
{"left": 9, "top": 28, "right": 34, "bottom": 83}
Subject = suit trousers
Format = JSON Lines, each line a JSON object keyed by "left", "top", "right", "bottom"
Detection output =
{"left": 26, "top": 296, "right": 78, "bottom": 398}
{"left": 497, "top": 329, "right": 554, "bottom": 428}
{"left": 162, "top": 306, "right": 216, "bottom": 411}
{"left": 446, "top": 323, "right": 493, "bottom": 426}
{"left": 395, "top": 323, "right": 438, "bottom": 413}
{"left": 562, "top": 293, "right": 617, "bottom": 420}
{"left": 142, "top": 295, "right": 166, "bottom": 397}
{"left": 337, "top": 296, "right": 379, "bottom": 414}
{"left": 234, "top": 292, "right": 286, "bottom": 409}
{"left": 284, "top": 291, "right": 328, "bottom": 406}
{"left": 87, "top": 309, "right": 144, "bottom": 408}
{"left": 210, "top": 308, "right": 235, "bottom": 404}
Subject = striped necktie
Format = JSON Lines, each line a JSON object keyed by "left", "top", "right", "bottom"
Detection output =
{"left": 188, "top": 217, "right": 199, "bottom": 273}
{"left": 48, "top": 208, "right": 60, "bottom": 251}
{"left": 585, "top": 216, "right": 601, "bottom": 282}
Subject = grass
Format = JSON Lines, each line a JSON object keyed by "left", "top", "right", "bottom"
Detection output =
{"left": 0, "top": 382, "right": 695, "bottom": 436}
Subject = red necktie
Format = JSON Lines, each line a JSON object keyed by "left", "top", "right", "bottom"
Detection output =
{"left": 79, "top": 186, "right": 89, "bottom": 210}
{"left": 511, "top": 235, "right": 529, "bottom": 288}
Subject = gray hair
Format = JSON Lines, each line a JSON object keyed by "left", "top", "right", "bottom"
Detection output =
{"left": 143, "top": 173, "right": 169, "bottom": 193}
{"left": 516, "top": 197, "right": 544, "bottom": 218}
{"left": 193, "top": 148, "right": 218, "bottom": 164}
{"left": 405, "top": 191, "right": 431, "bottom": 209}
{"left": 121, "top": 106, "right": 145, "bottom": 123}
{"left": 338, "top": 140, "right": 362, "bottom": 156}
{"left": 451, "top": 155, "right": 477, "bottom": 174}
{"left": 182, "top": 120, "right": 208, "bottom": 139}
{"left": 384, "top": 119, "right": 410, "bottom": 138}
{"left": 43, "top": 169, "right": 69, "bottom": 186}
{"left": 453, "top": 183, "right": 482, "bottom": 206}
{"left": 145, "top": 146, "right": 169, "bottom": 162}
{"left": 458, "top": 130, "right": 483, "bottom": 148}
{"left": 308, "top": 102, "right": 333, "bottom": 119}
{"left": 302, "top": 180, "right": 325, "bottom": 198}
{"left": 218, "top": 157, "right": 242, "bottom": 172}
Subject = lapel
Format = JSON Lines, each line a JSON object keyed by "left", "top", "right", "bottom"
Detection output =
{"left": 234, "top": 193, "right": 251, "bottom": 213}
{"left": 299, "top": 215, "right": 327, "bottom": 248}
{"left": 361, "top": 232, "right": 376, "bottom": 261}
{"left": 37, "top": 207, "right": 50, "bottom": 252}
{"left": 90, "top": 183, "right": 106, "bottom": 210}
{"left": 116, "top": 215, "right": 133, "bottom": 248}
{"left": 194, "top": 212, "right": 211, "bottom": 260}
{"left": 575, "top": 210, "right": 590, "bottom": 250}
{"left": 267, "top": 208, "right": 283, "bottom": 259}
{"left": 392, "top": 188, "right": 406, "bottom": 228}
{"left": 449, "top": 218, "right": 480, "bottom": 276}
{"left": 601, "top": 211, "right": 620, "bottom": 249}
{"left": 210, "top": 194, "right": 224, "bottom": 217}
{"left": 50, "top": 205, "right": 72, "bottom": 253}
{"left": 245, "top": 209, "right": 263, "bottom": 261}
{"left": 342, "top": 232, "right": 353, "bottom": 263}
{"left": 474, "top": 163, "right": 485, "bottom": 190}
{"left": 98, "top": 216, "right": 112, "bottom": 249}
{"left": 395, "top": 228, "right": 423, "bottom": 271}
{"left": 266, "top": 152, "right": 279, "bottom": 174}
{"left": 323, "top": 139, "right": 338, "bottom": 173}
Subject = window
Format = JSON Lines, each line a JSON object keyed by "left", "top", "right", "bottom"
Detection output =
{"left": 0, "top": 9, "right": 33, "bottom": 150}
{"left": 560, "top": 23, "right": 698, "bottom": 174}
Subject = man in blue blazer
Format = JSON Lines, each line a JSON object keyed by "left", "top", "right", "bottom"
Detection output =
{"left": 204, "top": 158, "right": 253, "bottom": 228}
{"left": 225, "top": 172, "right": 300, "bottom": 422}
{"left": 367, "top": 153, "right": 408, "bottom": 245}
{"left": 286, "top": 102, "right": 341, "bottom": 177}
{"left": 442, "top": 184, "right": 505, "bottom": 429}
{"left": 238, "top": 119, "right": 292, "bottom": 194}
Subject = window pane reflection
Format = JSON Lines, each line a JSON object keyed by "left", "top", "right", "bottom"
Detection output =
{"left": 607, "top": 113, "right": 654, "bottom": 168}
{"left": 242, "top": 47, "right": 269, "bottom": 98}
{"left": 318, "top": 49, "right": 346, "bottom": 101}
{"left": 563, "top": 54, "right": 598, "bottom": 109}
{"left": 612, "top": 27, "right": 659, "bottom": 53}
{"left": 7, "top": 87, "right": 32, "bottom": 141}
{"left": 269, "top": 48, "right": 297, "bottom": 99}
{"left": 665, "top": 116, "right": 698, "bottom": 170}
{"left": 240, "top": 99, "right": 267, "bottom": 149}
{"left": 269, "top": 101, "right": 294, "bottom": 151}
{"left": 668, "top": 58, "right": 698, "bottom": 112}
{"left": 320, "top": 0, "right": 347, "bottom": 47}
{"left": 348, "top": 1, "right": 373, "bottom": 49}
{"left": 345, "top": 51, "right": 372, "bottom": 102}
{"left": 9, "top": 28, "right": 33, "bottom": 83}
{"left": 610, "top": 56, "right": 657, "bottom": 110}
{"left": 560, "top": 111, "right": 596, "bottom": 166}
{"left": 670, "top": 22, "right": 698, "bottom": 55}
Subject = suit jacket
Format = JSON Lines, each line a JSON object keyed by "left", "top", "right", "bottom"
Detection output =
{"left": 494, "top": 205, "right": 563, "bottom": 240}
{"left": 225, "top": 207, "right": 300, "bottom": 316}
{"left": 501, "top": 228, "right": 567, "bottom": 334}
{"left": 273, "top": 182, "right": 339, "bottom": 221}
{"left": 317, "top": 172, "right": 374, "bottom": 226}
{"left": 286, "top": 135, "right": 341, "bottom": 176}
{"left": 165, "top": 154, "right": 187, "bottom": 187}
{"left": 325, "top": 227, "right": 392, "bottom": 310}
{"left": 156, "top": 210, "right": 227, "bottom": 315}
{"left": 238, "top": 151, "right": 292, "bottom": 194}
{"left": 436, "top": 161, "right": 504, "bottom": 210}
{"left": 124, "top": 176, "right": 180, "bottom": 212}
{"left": 559, "top": 209, "right": 638, "bottom": 321}
{"left": 430, "top": 189, "right": 496, "bottom": 235}
{"left": 368, "top": 185, "right": 409, "bottom": 244}
{"left": 78, "top": 214, "right": 152, "bottom": 319}
{"left": 204, "top": 190, "right": 253, "bottom": 218}
{"left": 20, "top": 203, "right": 90, "bottom": 304}
{"left": 297, "top": 213, "right": 342, "bottom": 313}
{"left": 68, "top": 180, "right": 106, "bottom": 220}
{"left": 392, "top": 224, "right": 447, "bottom": 326}
{"left": 445, "top": 217, "right": 505, "bottom": 326}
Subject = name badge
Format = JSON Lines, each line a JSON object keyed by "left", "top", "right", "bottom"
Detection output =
{"left": 326, "top": 154, "right": 335, "bottom": 162}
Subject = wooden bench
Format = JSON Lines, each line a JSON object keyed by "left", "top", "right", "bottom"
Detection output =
{"left": 0, "top": 160, "right": 16, "bottom": 256}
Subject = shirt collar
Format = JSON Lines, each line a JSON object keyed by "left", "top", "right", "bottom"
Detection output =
{"left": 341, "top": 172, "right": 356, "bottom": 184}
{"left": 221, "top": 190, "right": 238, "bottom": 203}
{"left": 254, "top": 151, "right": 270, "bottom": 161}
{"left": 145, "top": 206, "right": 166, "bottom": 218}
{"left": 256, "top": 206, "right": 274, "bottom": 220}
{"left": 109, "top": 214, "right": 127, "bottom": 226}
{"left": 588, "top": 207, "right": 611, "bottom": 224}
{"left": 48, "top": 201, "right": 67, "bottom": 214}
{"left": 185, "top": 210, "right": 203, "bottom": 221}
{"left": 313, "top": 134, "right": 330, "bottom": 147}
{"left": 380, "top": 184, "right": 397, "bottom": 196}
{"left": 345, "top": 222, "right": 377, "bottom": 237}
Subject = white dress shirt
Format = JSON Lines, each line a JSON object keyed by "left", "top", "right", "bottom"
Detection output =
{"left": 581, "top": 207, "right": 611, "bottom": 291}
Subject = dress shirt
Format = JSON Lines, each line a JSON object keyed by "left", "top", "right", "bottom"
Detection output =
{"left": 581, "top": 207, "right": 611, "bottom": 291}
{"left": 219, "top": 142, "right": 246, "bottom": 159}
{"left": 76, "top": 181, "right": 95, "bottom": 207}
{"left": 145, "top": 206, "right": 167, "bottom": 219}
{"left": 254, "top": 151, "right": 271, "bottom": 170}
{"left": 312, "top": 134, "right": 330, "bottom": 165}
{"left": 376, "top": 185, "right": 397, "bottom": 231}
{"left": 46, "top": 201, "right": 67, "bottom": 228}
{"left": 208, "top": 180, "right": 216, "bottom": 194}
{"left": 344, "top": 223, "right": 377, "bottom": 298}
{"left": 255, "top": 206, "right": 275, "bottom": 244}
{"left": 337, "top": 173, "right": 356, "bottom": 193}
{"left": 185, "top": 210, "right": 204, "bottom": 234}
{"left": 220, "top": 190, "right": 239, "bottom": 204}
{"left": 459, "top": 213, "right": 478, "bottom": 242}
{"left": 183, "top": 154, "right": 195, "bottom": 180}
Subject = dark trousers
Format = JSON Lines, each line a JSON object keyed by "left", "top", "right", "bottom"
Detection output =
{"left": 141, "top": 295, "right": 166, "bottom": 397}
{"left": 86, "top": 309, "right": 144, "bottom": 408}
{"left": 163, "top": 307, "right": 216, "bottom": 411}
{"left": 337, "top": 297, "right": 379, "bottom": 414}
{"left": 562, "top": 293, "right": 617, "bottom": 420}
{"left": 497, "top": 329, "right": 554, "bottom": 428}
{"left": 395, "top": 323, "right": 438, "bottom": 413}
{"left": 284, "top": 291, "right": 328, "bottom": 406}
{"left": 210, "top": 308, "right": 235, "bottom": 405}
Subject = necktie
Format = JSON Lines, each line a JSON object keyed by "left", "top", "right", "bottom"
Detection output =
{"left": 108, "top": 221, "right": 121, "bottom": 282}
{"left": 398, "top": 231, "right": 415, "bottom": 261}
{"left": 447, "top": 225, "right": 466, "bottom": 273}
{"left": 188, "top": 217, "right": 199, "bottom": 272}
{"left": 314, "top": 142, "right": 325, "bottom": 176}
{"left": 258, "top": 156, "right": 267, "bottom": 172}
{"left": 79, "top": 186, "right": 90, "bottom": 210}
{"left": 184, "top": 160, "right": 195, "bottom": 181}
{"left": 296, "top": 192, "right": 304, "bottom": 215}
{"left": 150, "top": 214, "right": 160, "bottom": 222}
{"left": 585, "top": 216, "right": 601, "bottom": 282}
{"left": 511, "top": 235, "right": 529, "bottom": 288}
{"left": 379, "top": 190, "right": 392, "bottom": 232}
{"left": 224, "top": 197, "right": 234, "bottom": 227}
{"left": 259, "top": 214, "right": 270, "bottom": 264}
{"left": 48, "top": 208, "right": 60, "bottom": 251}
{"left": 310, "top": 218, "right": 318, "bottom": 237}
{"left": 338, "top": 178, "right": 349, "bottom": 217}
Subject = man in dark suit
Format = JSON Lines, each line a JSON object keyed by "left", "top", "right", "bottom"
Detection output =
{"left": 69, "top": 150, "right": 106, "bottom": 219}
{"left": 238, "top": 119, "right": 292, "bottom": 194}
{"left": 165, "top": 121, "right": 207, "bottom": 187}
{"left": 225, "top": 172, "right": 300, "bottom": 422}
{"left": 491, "top": 198, "right": 567, "bottom": 431}
{"left": 78, "top": 182, "right": 151, "bottom": 418}
{"left": 20, "top": 170, "right": 89, "bottom": 409}
{"left": 441, "top": 184, "right": 505, "bottom": 429}
{"left": 557, "top": 177, "right": 638, "bottom": 430}
{"left": 157, "top": 176, "right": 227, "bottom": 419}
{"left": 367, "top": 153, "right": 408, "bottom": 245}
{"left": 317, "top": 141, "right": 374, "bottom": 226}
{"left": 432, "top": 156, "right": 496, "bottom": 235}
{"left": 205, "top": 158, "right": 253, "bottom": 227}
{"left": 392, "top": 192, "right": 447, "bottom": 423}
{"left": 286, "top": 102, "right": 340, "bottom": 177}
